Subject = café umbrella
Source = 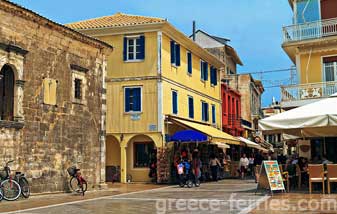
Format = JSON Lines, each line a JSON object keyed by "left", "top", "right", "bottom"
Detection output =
{"left": 259, "top": 93, "right": 337, "bottom": 137}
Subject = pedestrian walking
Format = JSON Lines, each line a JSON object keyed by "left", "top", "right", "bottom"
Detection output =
{"left": 239, "top": 153, "right": 249, "bottom": 179}
{"left": 209, "top": 153, "right": 221, "bottom": 182}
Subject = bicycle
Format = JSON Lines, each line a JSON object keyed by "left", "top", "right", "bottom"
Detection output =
{"left": 0, "top": 160, "right": 21, "bottom": 201}
{"left": 67, "top": 163, "right": 87, "bottom": 196}
{"left": 14, "top": 171, "right": 30, "bottom": 198}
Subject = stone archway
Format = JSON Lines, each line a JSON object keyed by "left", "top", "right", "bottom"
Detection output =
{"left": 105, "top": 135, "right": 121, "bottom": 182}
{"left": 125, "top": 134, "right": 156, "bottom": 182}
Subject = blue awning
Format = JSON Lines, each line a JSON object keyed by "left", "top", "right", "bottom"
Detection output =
{"left": 170, "top": 130, "right": 207, "bottom": 142}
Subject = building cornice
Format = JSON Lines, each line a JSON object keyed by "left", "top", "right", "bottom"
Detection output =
{"left": 0, "top": 0, "right": 113, "bottom": 52}
{"left": 75, "top": 22, "right": 226, "bottom": 69}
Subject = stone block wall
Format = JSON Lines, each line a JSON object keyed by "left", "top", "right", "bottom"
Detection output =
{"left": 0, "top": 1, "right": 111, "bottom": 193}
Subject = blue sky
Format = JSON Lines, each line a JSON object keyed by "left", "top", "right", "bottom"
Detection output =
{"left": 11, "top": 0, "right": 294, "bottom": 107}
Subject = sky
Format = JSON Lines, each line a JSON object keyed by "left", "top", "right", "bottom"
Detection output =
{"left": 10, "top": 0, "right": 294, "bottom": 107}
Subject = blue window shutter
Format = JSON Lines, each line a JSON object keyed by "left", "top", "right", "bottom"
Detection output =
{"left": 202, "top": 102, "right": 205, "bottom": 121}
{"left": 139, "top": 35, "right": 145, "bottom": 60}
{"left": 175, "top": 44, "right": 181, "bottom": 66}
{"left": 172, "top": 91, "right": 178, "bottom": 114}
{"left": 188, "top": 97, "right": 194, "bottom": 118}
{"left": 212, "top": 105, "right": 216, "bottom": 124}
{"left": 133, "top": 88, "right": 141, "bottom": 111}
{"left": 210, "top": 66, "right": 214, "bottom": 85}
{"left": 204, "top": 62, "right": 208, "bottom": 81}
{"left": 206, "top": 103, "right": 209, "bottom": 121}
{"left": 214, "top": 68, "right": 218, "bottom": 86}
{"left": 123, "top": 37, "right": 127, "bottom": 61}
{"left": 170, "top": 41, "right": 175, "bottom": 64}
{"left": 200, "top": 61, "right": 204, "bottom": 80}
{"left": 187, "top": 52, "right": 192, "bottom": 74}
{"left": 125, "top": 88, "right": 130, "bottom": 112}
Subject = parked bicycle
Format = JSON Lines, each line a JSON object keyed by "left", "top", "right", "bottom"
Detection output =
{"left": 0, "top": 187, "right": 3, "bottom": 201}
{"left": 0, "top": 160, "right": 21, "bottom": 201}
{"left": 67, "top": 163, "right": 87, "bottom": 196}
{"left": 14, "top": 171, "right": 30, "bottom": 198}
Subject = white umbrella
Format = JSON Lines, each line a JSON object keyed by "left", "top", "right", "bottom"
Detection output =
{"left": 259, "top": 95, "right": 337, "bottom": 137}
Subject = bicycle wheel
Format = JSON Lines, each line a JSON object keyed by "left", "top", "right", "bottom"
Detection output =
{"left": 69, "top": 177, "right": 79, "bottom": 192}
{"left": 1, "top": 179, "right": 21, "bottom": 201}
{"left": 80, "top": 179, "right": 87, "bottom": 196}
{"left": 19, "top": 177, "right": 30, "bottom": 198}
{"left": 70, "top": 177, "right": 87, "bottom": 194}
{"left": 0, "top": 187, "right": 3, "bottom": 201}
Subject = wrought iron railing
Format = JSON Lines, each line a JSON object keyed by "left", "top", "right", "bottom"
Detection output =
{"left": 281, "top": 81, "right": 337, "bottom": 102}
{"left": 283, "top": 17, "right": 337, "bottom": 43}
{"left": 227, "top": 114, "right": 241, "bottom": 126}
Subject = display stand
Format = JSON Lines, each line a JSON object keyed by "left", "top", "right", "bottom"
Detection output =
{"left": 255, "top": 160, "right": 285, "bottom": 195}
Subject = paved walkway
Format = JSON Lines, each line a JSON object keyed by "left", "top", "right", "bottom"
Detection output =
{"left": 0, "top": 180, "right": 266, "bottom": 214}
{"left": 0, "top": 183, "right": 161, "bottom": 213}
{"left": 251, "top": 193, "right": 337, "bottom": 214}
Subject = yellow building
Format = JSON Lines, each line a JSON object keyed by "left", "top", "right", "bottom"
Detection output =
{"left": 67, "top": 13, "right": 239, "bottom": 183}
{"left": 281, "top": 0, "right": 337, "bottom": 109}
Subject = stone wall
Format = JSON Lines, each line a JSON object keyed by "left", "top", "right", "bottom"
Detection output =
{"left": 0, "top": 2, "right": 111, "bottom": 193}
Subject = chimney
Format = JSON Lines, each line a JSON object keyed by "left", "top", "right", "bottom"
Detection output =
{"left": 192, "top": 21, "right": 196, "bottom": 41}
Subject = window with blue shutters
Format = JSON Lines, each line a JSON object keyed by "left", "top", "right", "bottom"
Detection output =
{"left": 123, "top": 35, "right": 145, "bottom": 61}
{"left": 172, "top": 90, "right": 178, "bottom": 114}
{"left": 212, "top": 104, "right": 216, "bottom": 124}
{"left": 201, "top": 101, "right": 209, "bottom": 122}
{"left": 200, "top": 60, "right": 208, "bottom": 81}
{"left": 188, "top": 96, "right": 194, "bottom": 119}
{"left": 210, "top": 66, "right": 218, "bottom": 86}
{"left": 187, "top": 52, "right": 192, "bottom": 75}
{"left": 124, "top": 87, "right": 142, "bottom": 113}
{"left": 170, "top": 40, "right": 181, "bottom": 66}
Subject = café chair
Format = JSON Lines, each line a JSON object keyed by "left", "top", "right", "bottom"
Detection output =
{"left": 308, "top": 164, "right": 325, "bottom": 194}
{"left": 286, "top": 164, "right": 298, "bottom": 190}
{"left": 327, "top": 164, "right": 337, "bottom": 194}
{"left": 296, "top": 164, "right": 302, "bottom": 189}
{"left": 279, "top": 165, "right": 290, "bottom": 192}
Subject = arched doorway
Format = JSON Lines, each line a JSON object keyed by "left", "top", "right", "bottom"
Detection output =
{"left": 105, "top": 135, "right": 121, "bottom": 182}
{"left": 126, "top": 135, "right": 156, "bottom": 182}
{"left": 0, "top": 64, "right": 15, "bottom": 121}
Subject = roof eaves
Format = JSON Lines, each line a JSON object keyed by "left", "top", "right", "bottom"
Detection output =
{"left": 2, "top": 0, "right": 112, "bottom": 50}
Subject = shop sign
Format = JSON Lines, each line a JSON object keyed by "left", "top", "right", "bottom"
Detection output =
{"left": 256, "top": 160, "right": 285, "bottom": 194}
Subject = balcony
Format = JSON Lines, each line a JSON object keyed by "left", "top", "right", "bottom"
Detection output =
{"left": 283, "top": 18, "right": 337, "bottom": 43}
{"left": 281, "top": 81, "right": 337, "bottom": 108}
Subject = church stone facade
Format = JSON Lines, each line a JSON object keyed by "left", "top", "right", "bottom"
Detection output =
{"left": 0, "top": 0, "right": 112, "bottom": 193}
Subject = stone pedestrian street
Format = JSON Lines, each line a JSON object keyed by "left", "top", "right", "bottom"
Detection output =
{"left": 0, "top": 180, "right": 267, "bottom": 214}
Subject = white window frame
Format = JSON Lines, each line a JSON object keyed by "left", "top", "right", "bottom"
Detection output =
{"left": 124, "top": 86, "right": 143, "bottom": 113}
{"left": 126, "top": 35, "right": 142, "bottom": 62}
{"left": 71, "top": 70, "right": 87, "bottom": 105}
{"left": 323, "top": 60, "right": 337, "bottom": 82}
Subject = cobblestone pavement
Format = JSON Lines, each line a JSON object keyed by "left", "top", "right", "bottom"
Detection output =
{"left": 1, "top": 180, "right": 268, "bottom": 214}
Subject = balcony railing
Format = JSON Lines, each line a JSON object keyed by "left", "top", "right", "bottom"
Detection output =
{"left": 281, "top": 81, "right": 337, "bottom": 102}
{"left": 228, "top": 114, "right": 241, "bottom": 126}
{"left": 283, "top": 17, "right": 337, "bottom": 43}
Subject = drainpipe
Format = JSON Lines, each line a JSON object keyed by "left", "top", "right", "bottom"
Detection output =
{"left": 192, "top": 21, "right": 196, "bottom": 41}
